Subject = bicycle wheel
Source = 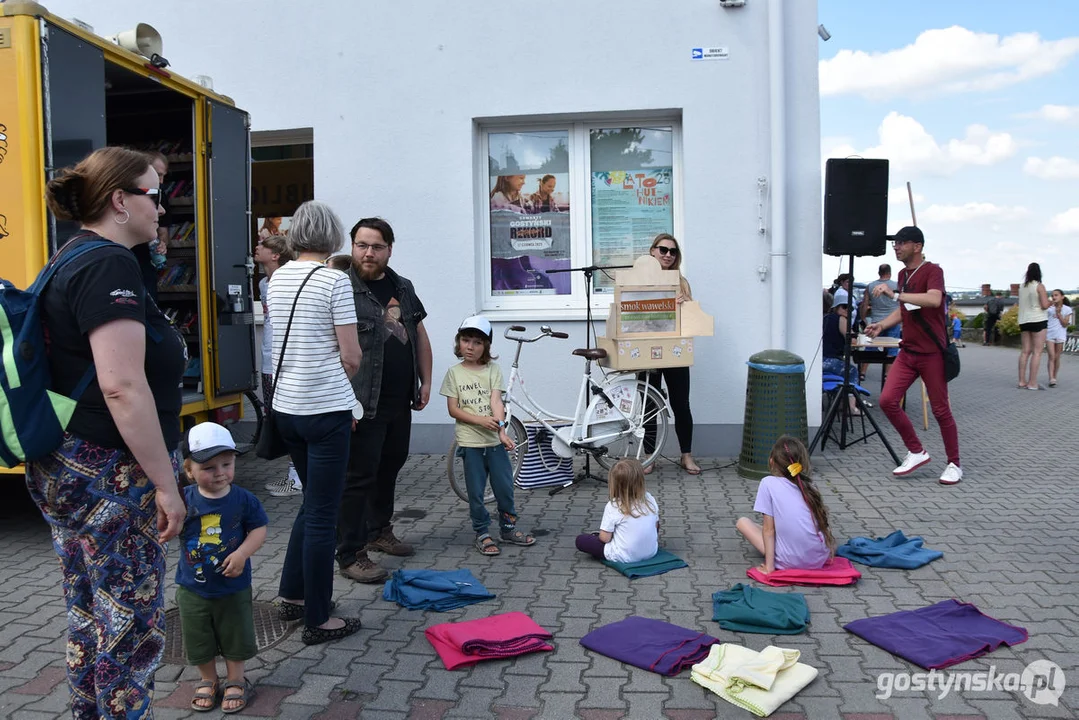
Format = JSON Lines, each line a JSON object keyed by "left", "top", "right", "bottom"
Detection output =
{"left": 228, "top": 390, "right": 264, "bottom": 453}
{"left": 447, "top": 417, "right": 528, "bottom": 505}
{"left": 590, "top": 379, "right": 669, "bottom": 471}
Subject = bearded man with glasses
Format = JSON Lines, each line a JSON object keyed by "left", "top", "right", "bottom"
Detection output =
{"left": 335, "top": 217, "right": 433, "bottom": 583}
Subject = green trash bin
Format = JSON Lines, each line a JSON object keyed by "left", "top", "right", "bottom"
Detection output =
{"left": 737, "top": 350, "right": 808, "bottom": 480}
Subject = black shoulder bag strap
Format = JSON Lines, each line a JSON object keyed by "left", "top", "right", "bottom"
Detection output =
{"left": 911, "top": 310, "right": 948, "bottom": 354}
{"left": 271, "top": 265, "right": 323, "bottom": 389}
{"left": 911, "top": 308, "right": 960, "bottom": 382}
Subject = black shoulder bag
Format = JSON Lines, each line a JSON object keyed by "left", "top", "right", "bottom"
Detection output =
{"left": 256, "top": 266, "right": 323, "bottom": 459}
{"left": 912, "top": 310, "right": 961, "bottom": 383}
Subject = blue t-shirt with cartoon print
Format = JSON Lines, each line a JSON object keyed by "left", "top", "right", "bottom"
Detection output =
{"left": 176, "top": 484, "right": 268, "bottom": 598}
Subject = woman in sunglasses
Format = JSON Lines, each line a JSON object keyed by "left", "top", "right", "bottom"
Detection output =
{"left": 31, "top": 146, "right": 186, "bottom": 719}
{"left": 642, "top": 233, "right": 701, "bottom": 475}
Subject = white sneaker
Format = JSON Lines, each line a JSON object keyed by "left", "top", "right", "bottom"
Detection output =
{"left": 893, "top": 451, "right": 931, "bottom": 476}
{"left": 939, "top": 463, "right": 963, "bottom": 485}
{"left": 287, "top": 464, "right": 302, "bottom": 489}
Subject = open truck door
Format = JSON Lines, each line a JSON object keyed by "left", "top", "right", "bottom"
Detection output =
{"left": 206, "top": 100, "right": 256, "bottom": 396}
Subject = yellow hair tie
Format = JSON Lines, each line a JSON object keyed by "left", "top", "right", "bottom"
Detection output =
{"left": 787, "top": 462, "right": 803, "bottom": 477}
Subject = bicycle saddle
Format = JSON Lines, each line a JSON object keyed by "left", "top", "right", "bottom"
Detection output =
{"left": 572, "top": 347, "right": 608, "bottom": 360}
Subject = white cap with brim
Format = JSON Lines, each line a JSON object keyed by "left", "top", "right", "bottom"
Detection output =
{"left": 832, "top": 288, "right": 850, "bottom": 309}
{"left": 459, "top": 314, "right": 493, "bottom": 339}
{"left": 187, "top": 421, "right": 244, "bottom": 463}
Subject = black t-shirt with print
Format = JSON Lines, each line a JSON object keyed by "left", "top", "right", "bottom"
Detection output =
{"left": 366, "top": 275, "right": 414, "bottom": 407}
{"left": 41, "top": 234, "right": 187, "bottom": 450}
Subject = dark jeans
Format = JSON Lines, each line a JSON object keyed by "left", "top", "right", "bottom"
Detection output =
{"left": 575, "top": 533, "right": 606, "bottom": 560}
{"left": 275, "top": 410, "right": 352, "bottom": 628}
{"left": 460, "top": 445, "right": 516, "bottom": 535}
{"left": 984, "top": 315, "right": 999, "bottom": 344}
{"left": 336, "top": 399, "right": 412, "bottom": 567}
{"left": 643, "top": 367, "right": 693, "bottom": 454}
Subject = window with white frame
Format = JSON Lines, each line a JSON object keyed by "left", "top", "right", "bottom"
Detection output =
{"left": 480, "top": 119, "right": 681, "bottom": 315}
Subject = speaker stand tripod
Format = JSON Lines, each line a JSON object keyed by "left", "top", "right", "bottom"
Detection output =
{"left": 809, "top": 255, "right": 901, "bottom": 465}
{"left": 543, "top": 263, "right": 630, "bottom": 495}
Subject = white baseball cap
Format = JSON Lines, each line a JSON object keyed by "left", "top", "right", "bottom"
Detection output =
{"left": 186, "top": 421, "right": 242, "bottom": 462}
{"left": 459, "top": 314, "right": 493, "bottom": 340}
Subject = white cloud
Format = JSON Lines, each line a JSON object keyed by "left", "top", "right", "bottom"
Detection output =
{"left": 1020, "top": 104, "right": 1079, "bottom": 122}
{"left": 888, "top": 187, "right": 925, "bottom": 206}
{"left": 1024, "top": 156, "right": 1079, "bottom": 179}
{"left": 820, "top": 27, "right": 1079, "bottom": 100}
{"left": 1046, "top": 208, "right": 1079, "bottom": 235}
{"left": 920, "top": 202, "right": 1029, "bottom": 223}
{"left": 823, "top": 112, "right": 1017, "bottom": 176}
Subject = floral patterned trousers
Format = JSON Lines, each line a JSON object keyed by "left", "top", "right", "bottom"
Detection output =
{"left": 27, "top": 433, "right": 179, "bottom": 719}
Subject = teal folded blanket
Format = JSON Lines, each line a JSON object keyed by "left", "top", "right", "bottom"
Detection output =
{"left": 712, "top": 583, "right": 810, "bottom": 635}
{"left": 602, "top": 549, "right": 687, "bottom": 578}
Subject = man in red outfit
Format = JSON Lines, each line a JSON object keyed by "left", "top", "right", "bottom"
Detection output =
{"left": 865, "top": 226, "right": 962, "bottom": 486}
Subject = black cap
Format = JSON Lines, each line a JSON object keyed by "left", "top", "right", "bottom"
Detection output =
{"left": 893, "top": 226, "right": 924, "bottom": 245}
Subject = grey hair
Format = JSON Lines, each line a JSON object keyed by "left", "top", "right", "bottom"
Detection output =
{"left": 287, "top": 200, "right": 345, "bottom": 255}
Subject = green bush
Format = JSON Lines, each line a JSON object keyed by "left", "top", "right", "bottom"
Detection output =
{"left": 997, "top": 305, "right": 1020, "bottom": 336}
{"left": 970, "top": 312, "right": 985, "bottom": 329}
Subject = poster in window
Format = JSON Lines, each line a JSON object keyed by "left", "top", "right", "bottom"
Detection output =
{"left": 591, "top": 168, "right": 673, "bottom": 290}
{"left": 488, "top": 131, "right": 571, "bottom": 296}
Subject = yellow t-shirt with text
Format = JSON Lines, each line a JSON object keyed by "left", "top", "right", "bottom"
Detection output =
{"left": 439, "top": 362, "right": 505, "bottom": 447}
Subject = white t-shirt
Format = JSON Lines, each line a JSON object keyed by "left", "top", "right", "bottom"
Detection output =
{"left": 1047, "top": 304, "right": 1073, "bottom": 342}
{"left": 600, "top": 492, "right": 659, "bottom": 564}
{"left": 259, "top": 276, "right": 273, "bottom": 373}
{"left": 267, "top": 261, "right": 357, "bottom": 415}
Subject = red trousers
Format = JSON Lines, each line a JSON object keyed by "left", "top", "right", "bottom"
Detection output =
{"left": 879, "top": 350, "right": 960, "bottom": 465}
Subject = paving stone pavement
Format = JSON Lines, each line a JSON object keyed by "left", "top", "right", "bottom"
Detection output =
{"left": 1, "top": 344, "right": 1076, "bottom": 720}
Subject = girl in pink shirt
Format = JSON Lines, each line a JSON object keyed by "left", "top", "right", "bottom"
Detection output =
{"left": 735, "top": 436, "right": 835, "bottom": 573}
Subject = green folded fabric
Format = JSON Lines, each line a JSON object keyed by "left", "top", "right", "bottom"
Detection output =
{"left": 601, "top": 548, "right": 688, "bottom": 579}
{"left": 712, "top": 583, "right": 810, "bottom": 635}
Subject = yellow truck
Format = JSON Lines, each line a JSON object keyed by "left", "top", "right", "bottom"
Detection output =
{"left": 0, "top": 2, "right": 256, "bottom": 474}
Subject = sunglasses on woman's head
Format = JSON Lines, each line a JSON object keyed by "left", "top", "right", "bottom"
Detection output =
{"left": 124, "top": 187, "right": 162, "bottom": 208}
{"left": 654, "top": 246, "right": 678, "bottom": 256}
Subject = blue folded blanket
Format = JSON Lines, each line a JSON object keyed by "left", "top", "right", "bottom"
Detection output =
{"left": 601, "top": 549, "right": 688, "bottom": 579}
{"left": 712, "top": 583, "right": 810, "bottom": 635}
{"left": 836, "top": 530, "right": 943, "bottom": 569}
{"left": 382, "top": 568, "right": 495, "bottom": 611}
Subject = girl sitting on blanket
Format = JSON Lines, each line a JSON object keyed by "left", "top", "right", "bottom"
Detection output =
{"left": 735, "top": 436, "right": 834, "bottom": 574}
{"left": 575, "top": 459, "right": 659, "bottom": 563}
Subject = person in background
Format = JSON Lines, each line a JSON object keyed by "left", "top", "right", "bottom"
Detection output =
{"left": 983, "top": 292, "right": 1004, "bottom": 346}
{"left": 1017, "top": 262, "right": 1050, "bottom": 390}
{"left": 642, "top": 233, "right": 701, "bottom": 475}
{"left": 269, "top": 200, "right": 363, "bottom": 645}
{"left": 30, "top": 146, "right": 186, "bottom": 718}
{"left": 254, "top": 233, "right": 301, "bottom": 497}
{"left": 823, "top": 289, "right": 861, "bottom": 416}
{"left": 860, "top": 263, "right": 900, "bottom": 382}
{"left": 1046, "top": 289, "right": 1073, "bottom": 388}
{"left": 335, "top": 217, "right": 433, "bottom": 583}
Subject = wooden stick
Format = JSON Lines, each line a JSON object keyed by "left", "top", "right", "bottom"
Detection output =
{"left": 907, "top": 181, "right": 918, "bottom": 227}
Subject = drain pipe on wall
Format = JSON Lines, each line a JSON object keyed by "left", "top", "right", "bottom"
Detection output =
{"left": 767, "top": 0, "right": 788, "bottom": 349}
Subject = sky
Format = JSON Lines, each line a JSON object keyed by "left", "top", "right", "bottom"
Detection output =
{"left": 818, "top": 0, "right": 1079, "bottom": 294}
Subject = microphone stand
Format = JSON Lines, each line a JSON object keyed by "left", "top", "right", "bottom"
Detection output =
{"left": 543, "top": 263, "right": 632, "bottom": 494}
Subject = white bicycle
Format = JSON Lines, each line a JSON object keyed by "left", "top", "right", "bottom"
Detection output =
{"left": 448, "top": 324, "right": 670, "bottom": 503}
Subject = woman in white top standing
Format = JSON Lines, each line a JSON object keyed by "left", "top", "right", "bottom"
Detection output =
{"left": 268, "top": 201, "right": 363, "bottom": 645}
{"left": 1045, "top": 289, "right": 1073, "bottom": 388}
{"left": 1017, "top": 262, "right": 1050, "bottom": 390}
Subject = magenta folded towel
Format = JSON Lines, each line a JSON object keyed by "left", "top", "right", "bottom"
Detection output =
{"left": 425, "top": 612, "right": 553, "bottom": 670}
{"left": 844, "top": 599, "right": 1028, "bottom": 669}
{"left": 747, "top": 557, "right": 861, "bottom": 587}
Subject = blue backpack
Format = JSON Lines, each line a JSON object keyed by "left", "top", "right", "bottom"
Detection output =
{"left": 0, "top": 240, "right": 111, "bottom": 467}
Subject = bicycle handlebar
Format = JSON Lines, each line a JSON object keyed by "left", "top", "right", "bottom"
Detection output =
{"left": 504, "top": 325, "right": 568, "bottom": 343}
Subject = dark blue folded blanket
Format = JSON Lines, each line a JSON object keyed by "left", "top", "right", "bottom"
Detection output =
{"left": 382, "top": 569, "right": 494, "bottom": 611}
{"left": 844, "top": 599, "right": 1028, "bottom": 669}
{"left": 712, "top": 583, "right": 810, "bottom": 635}
{"left": 836, "top": 530, "right": 943, "bottom": 569}
{"left": 601, "top": 549, "right": 688, "bottom": 579}
{"left": 580, "top": 616, "right": 720, "bottom": 676}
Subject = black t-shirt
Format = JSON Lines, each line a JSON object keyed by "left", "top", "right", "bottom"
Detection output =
{"left": 367, "top": 275, "right": 414, "bottom": 406}
{"left": 42, "top": 235, "right": 187, "bottom": 450}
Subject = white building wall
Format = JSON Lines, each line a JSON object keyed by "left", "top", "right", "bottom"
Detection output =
{"left": 48, "top": 0, "right": 822, "bottom": 455}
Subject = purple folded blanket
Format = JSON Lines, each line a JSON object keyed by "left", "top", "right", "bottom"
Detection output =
{"left": 580, "top": 616, "right": 720, "bottom": 676}
{"left": 844, "top": 599, "right": 1028, "bottom": 670}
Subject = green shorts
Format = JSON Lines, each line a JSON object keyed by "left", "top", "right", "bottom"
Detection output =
{"left": 175, "top": 586, "right": 257, "bottom": 664}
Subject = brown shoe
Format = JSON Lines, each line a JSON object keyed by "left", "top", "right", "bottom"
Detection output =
{"left": 340, "top": 552, "right": 388, "bottom": 583}
{"left": 365, "top": 526, "right": 415, "bottom": 557}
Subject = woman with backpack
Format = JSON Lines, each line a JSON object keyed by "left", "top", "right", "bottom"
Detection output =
{"left": 27, "top": 147, "right": 187, "bottom": 719}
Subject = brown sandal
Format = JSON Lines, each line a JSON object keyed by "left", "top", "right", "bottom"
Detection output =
{"left": 190, "top": 680, "right": 219, "bottom": 712}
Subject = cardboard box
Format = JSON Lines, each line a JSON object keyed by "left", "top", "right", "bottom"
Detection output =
{"left": 596, "top": 255, "right": 714, "bottom": 371}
